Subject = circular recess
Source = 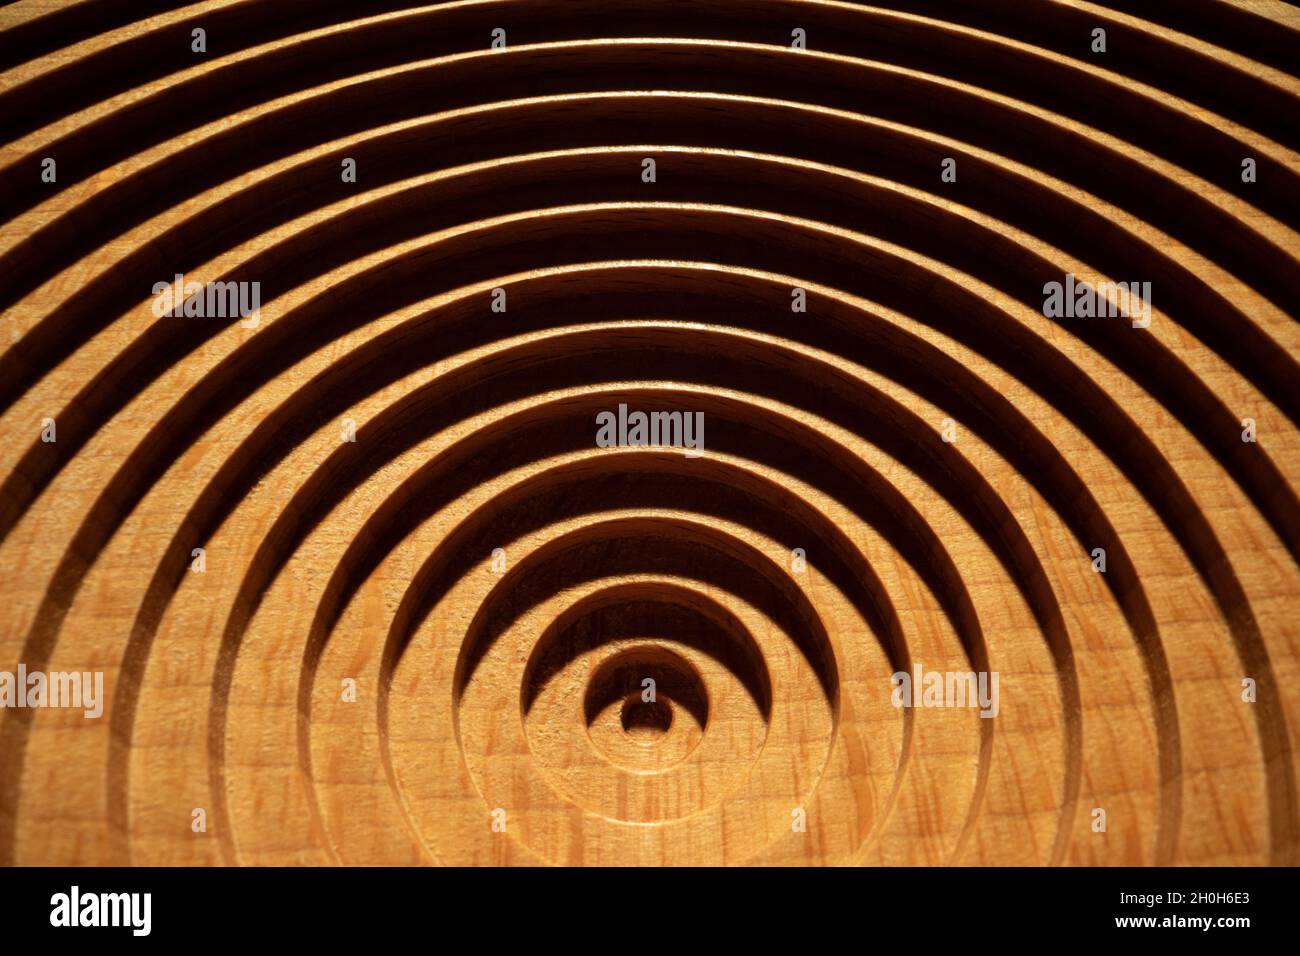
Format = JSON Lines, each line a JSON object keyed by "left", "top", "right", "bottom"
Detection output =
{"left": 0, "top": 0, "right": 1296, "bottom": 869}
{"left": 620, "top": 696, "right": 673, "bottom": 740}
{"left": 584, "top": 644, "right": 707, "bottom": 772}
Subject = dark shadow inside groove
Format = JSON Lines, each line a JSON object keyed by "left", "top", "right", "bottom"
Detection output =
{"left": 518, "top": 571, "right": 773, "bottom": 723}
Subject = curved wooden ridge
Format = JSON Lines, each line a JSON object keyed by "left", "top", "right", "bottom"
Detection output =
{"left": 1, "top": 0, "right": 1298, "bottom": 866}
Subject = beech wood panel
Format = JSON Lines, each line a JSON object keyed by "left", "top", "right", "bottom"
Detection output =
{"left": 1, "top": 0, "right": 1298, "bottom": 866}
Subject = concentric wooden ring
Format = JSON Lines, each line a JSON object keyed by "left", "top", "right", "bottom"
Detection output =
{"left": 1, "top": 0, "right": 1298, "bottom": 866}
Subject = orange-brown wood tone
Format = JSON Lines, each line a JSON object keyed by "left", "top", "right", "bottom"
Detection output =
{"left": 1, "top": 0, "right": 1298, "bottom": 866}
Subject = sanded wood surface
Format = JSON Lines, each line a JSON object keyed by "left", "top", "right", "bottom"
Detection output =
{"left": 1, "top": 0, "right": 1299, "bottom": 866}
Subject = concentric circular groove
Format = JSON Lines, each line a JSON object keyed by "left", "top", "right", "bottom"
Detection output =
{"left": 1, "top": 0, "right": 1298, "bottom": 867}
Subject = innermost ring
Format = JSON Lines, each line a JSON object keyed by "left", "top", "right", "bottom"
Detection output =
{"left": 620, "top": 693, "right": 674, "bottom": 741}
{"left": 582, "top": 644, "right": 708, "bottom": 772}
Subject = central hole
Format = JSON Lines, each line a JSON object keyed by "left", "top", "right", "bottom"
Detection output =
{"left": 619, "top": 694, "right": 673, "bottom": 741}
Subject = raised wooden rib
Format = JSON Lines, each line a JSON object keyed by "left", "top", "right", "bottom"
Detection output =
{"left": 1, "top": 0, "right": 1298, "bottom": 866}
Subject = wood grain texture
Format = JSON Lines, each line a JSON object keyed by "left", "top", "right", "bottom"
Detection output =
{"left": 1, "top": 0, "right": 1298, "bottom": 866}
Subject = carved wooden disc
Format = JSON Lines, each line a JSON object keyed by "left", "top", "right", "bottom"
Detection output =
{"left": 1, "top": 0, "right": 1298, "bottom": 866}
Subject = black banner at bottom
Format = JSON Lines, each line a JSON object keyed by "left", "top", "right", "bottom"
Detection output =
{"left": 0, "top": 867, "right": 1287, "bottom": 942}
